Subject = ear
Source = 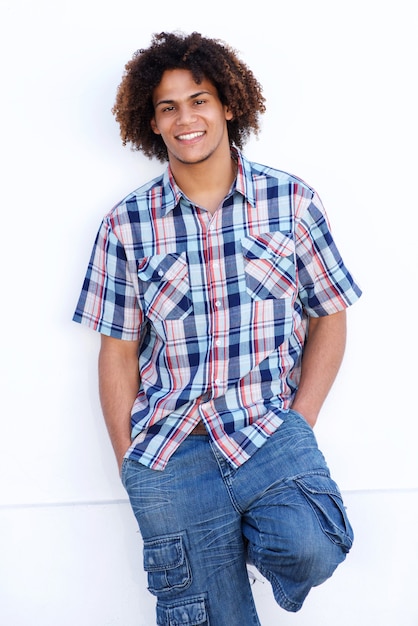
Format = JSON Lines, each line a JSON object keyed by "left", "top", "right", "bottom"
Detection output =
{"left": 224, "top": 106, "right": 233, "bottom": 121}
{"left": 150, "top": 117, "right": 161, "bottom": 135}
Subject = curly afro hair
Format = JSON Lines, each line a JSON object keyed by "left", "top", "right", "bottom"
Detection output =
{"left": 112, "top": 31, "right": 266, "bottom": 162}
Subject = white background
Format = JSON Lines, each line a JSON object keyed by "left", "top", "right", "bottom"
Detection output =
{"left": 1, "top": 0, "right": 417, "bottom": 624}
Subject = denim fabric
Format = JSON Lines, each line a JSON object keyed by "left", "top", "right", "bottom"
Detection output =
{"left": 121, "top": 410, "right": 353, "bottom": 625}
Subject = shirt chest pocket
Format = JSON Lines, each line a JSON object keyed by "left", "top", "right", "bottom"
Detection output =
{"left": 137, "top": 252, "right": 192, "bottom": 322}
{"left": 241, "top": 232, "right": 296, "bottom": 301}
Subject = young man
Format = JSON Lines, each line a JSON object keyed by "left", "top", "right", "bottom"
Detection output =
{"left": 73, "top": 31, "right": 362, "bottom": 625}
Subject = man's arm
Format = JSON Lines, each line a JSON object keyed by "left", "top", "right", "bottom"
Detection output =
{"left": 98, "top": 334, "right": 140, "bottom": 472}
{"left": 291, "top": 310, "right": 347, "bottom": 428}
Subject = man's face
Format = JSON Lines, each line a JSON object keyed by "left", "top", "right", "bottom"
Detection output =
{"left": 151, "top": 68, "right": 233, "bottom": 167}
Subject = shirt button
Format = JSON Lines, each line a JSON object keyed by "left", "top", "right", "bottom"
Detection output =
{"left": 215, "top": 301, "right": 221, "bottom": 308}
{"left": 215, "top": 379, "right": 221, "bottom": 385}
{"left": 215, "top": 339, "right": 222, "bottom": 346}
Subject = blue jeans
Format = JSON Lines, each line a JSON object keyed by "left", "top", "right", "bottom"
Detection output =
{"left": 121, "top": 410, "right": 353, "bottom": 625}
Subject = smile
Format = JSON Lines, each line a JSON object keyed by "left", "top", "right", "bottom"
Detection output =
{"left": 177, "top": 131, "right": 205, "bottom": 141}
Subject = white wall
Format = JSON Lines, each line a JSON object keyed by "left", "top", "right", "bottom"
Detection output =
{"left": 1, "top": 0, "right": 417, "bottom": 623}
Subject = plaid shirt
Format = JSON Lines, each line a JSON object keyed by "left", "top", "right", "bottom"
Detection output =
{"left": 73, "top": 149, "right": 361, "bottom": 470}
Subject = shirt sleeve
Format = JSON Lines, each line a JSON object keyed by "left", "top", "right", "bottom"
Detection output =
{"left": 72, "top": 217, "right": 144, "bottom": 340}
{"left": 295, "top": 191, "right": 362, "bottom": 316}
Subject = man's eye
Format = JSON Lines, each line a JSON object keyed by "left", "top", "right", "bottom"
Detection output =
{"left": 194, "top": 100, "right": 206, "bottom": 105}
{"left": 162, "top": 106, "right": 175, "bottom": 113}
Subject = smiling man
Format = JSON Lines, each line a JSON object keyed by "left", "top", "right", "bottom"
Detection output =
{"left": 73, "top": 31, "right": 362, "bottom": 625}
{"left": 150, "top": 69, "right": 235, "bottom": 212}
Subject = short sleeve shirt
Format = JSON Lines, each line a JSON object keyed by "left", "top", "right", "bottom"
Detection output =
{"left": 73, "top": 149, "right": 362, "bottom": 470}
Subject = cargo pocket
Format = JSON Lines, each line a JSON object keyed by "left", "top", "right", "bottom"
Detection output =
{"left": 295, "top": 473, "right": 354, "bottom": 553}
{"left": 241, "top": 231, "right": 296, "bottom": 301}
{"left": 137, "top": 252, "right": 192, "bottom": 322}
{"left": 156, "top": 596, "right": 209, "bottom": 625}
{"left": 143, "top": 534, "right": 192, "bottom": 597}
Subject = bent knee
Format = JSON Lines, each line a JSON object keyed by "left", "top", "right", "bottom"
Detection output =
{"left": 296, "top": 532, "right": 348, "bottom": 584}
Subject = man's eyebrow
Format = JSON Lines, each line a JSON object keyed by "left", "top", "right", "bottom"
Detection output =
{"left": 189, "top": 90, "right": 212, "bottom": 99}
{"left": 154, "top": 90, "right": 213, "bottom": 108}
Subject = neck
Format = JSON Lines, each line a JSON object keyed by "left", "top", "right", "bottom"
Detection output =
{"left": 169, "top": 151, "right": 237, "bottom": 214}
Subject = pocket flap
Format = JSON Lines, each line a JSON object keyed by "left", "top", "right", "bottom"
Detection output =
{"left": 143, "top": 535, "right": 185, "bottom": 572}
{"left": 157, "top": 597, "right": 208, "bottom": 625}
{"left": 241, "top": 231, "right": 294, "bottom": 260}
{"left": 296, "top": 473, "right": 343, "bottom": 499}
{"left": 138, "top": 252, "right": 188, "bottom": 283}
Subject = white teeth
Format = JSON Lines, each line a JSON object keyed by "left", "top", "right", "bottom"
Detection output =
{"left": 177, "top": 131, "right": 204, "bottom": 140}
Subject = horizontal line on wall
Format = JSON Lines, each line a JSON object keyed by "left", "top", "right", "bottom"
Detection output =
{"left": 345, "top": 487, "right": 418, "bottom": 496}
{"left": 1, "top": 487, "right": 418, "bottom": 511}
{"left": 0, "top": 498, "right": 130, "bottom": 511}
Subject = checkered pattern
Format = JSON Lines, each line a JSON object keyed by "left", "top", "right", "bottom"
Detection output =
{"left": 73, "top": 149, "right": 361, "bottom": 470}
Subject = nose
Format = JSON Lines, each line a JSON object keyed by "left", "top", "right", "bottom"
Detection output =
{"left": 176, "top": 104, "right": 197, "bottom": 126}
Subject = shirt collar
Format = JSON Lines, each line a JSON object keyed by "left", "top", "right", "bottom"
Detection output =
{"left": 233, "top": 148, "right": 257, "bottom": 208}
{"left": 159, "top": 147, "right": 257, "bottom": 217}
